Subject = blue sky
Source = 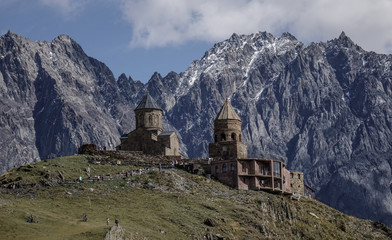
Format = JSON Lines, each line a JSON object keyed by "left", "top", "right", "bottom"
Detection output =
{"left": 1, "top": 0, "right": 392, "bottom": 83}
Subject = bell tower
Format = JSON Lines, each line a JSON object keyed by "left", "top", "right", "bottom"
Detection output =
{"left": 209, "top": 99, "right": 247, "bottom": 159}
{"left": 134, "top": 92, "right": 162, "bottom": 135}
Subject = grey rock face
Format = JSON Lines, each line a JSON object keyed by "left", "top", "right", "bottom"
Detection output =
{"left": 0, "top": 31, "right": 136, "bottom": 172}
{"left": 152, "top": 31, "right": 392, "bottom": 226}
{"left": 1, "top": 30, "right": 392, "bottom": 227}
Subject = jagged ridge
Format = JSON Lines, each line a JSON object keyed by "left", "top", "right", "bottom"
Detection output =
{"left": 1, "top": 30, "right": 392, "bottom": 227}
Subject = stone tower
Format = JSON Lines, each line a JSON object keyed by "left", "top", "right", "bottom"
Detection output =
{"left": 209, "top": 99, "right": 248, "bottom": 159}
{"left": 134, "top": 92, "right": 163, "bottom": 135}
{"left": 117, "top": 92, "right": 180, "bottom": 156}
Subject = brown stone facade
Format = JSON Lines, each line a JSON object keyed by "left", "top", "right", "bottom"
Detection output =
{"left": 209, "top": 99, "right": 311, "bottom": 196}
{"left": 290, "top": 171, "right": 304, "bottom": 195}
{"left": 209, "top": 141, "right": 247, "bottom": 160}
{"left": 209, "top": 99, "right": 247, "bottom": 160}
{"left": 116, "top": 93, "right": 181, "bottom": 157}
{"left": 135, "top": 108, "right": 162, "bottom": 134}
{"left": 211, "top": 158, "right": 291, "bottom": 193}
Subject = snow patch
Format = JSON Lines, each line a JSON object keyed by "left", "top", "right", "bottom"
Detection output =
{"left": 376, "top": 96, "right": 386, "bottom": 105}
{"left": 245, "top": 50, "right": 261, "bottom": 78}
{"left": 37, "top": 106, "right": 45, "bottom": 115}
{"left": 254, "top": 87, "right": 265, "bottom": 101}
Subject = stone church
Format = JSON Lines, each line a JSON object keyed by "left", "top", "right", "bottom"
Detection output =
{"left": 209, "top": 99, "right": 311, "bottom": 195}
{"left": 116, "top": 93, "right": 181, "bottom": 157}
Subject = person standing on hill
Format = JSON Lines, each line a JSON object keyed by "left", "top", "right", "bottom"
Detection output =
{"left": 115, "top": 219, "right": 119, "bottom": 227}
{"left": 82, "top": 213, "right": 87, "bottom": 222}
{"left": 106, "top": 217, "right": 109, "bottom": 226}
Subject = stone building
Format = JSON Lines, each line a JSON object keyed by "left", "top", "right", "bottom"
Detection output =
{"left": 209, "top": 99, "right": 247, "bottom": 160}
{"left": 210, "top": 99, "right": 310, "bottom": 195}
{"left": 290, "top": 171, "right": 304, "bottom": 195}
{"left": 116, "top": 93, "right": 181, "bottom": 157}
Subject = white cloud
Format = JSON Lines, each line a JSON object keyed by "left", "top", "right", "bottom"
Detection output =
{"left": 39, "top": 0, "right": 89, "bottom": 18}
{"left": 119, "top": 0, "right": 392, "bottom": 53}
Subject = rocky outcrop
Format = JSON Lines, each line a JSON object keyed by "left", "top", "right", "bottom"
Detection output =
{"left": 104, "top": 225, "right": 130, "bottom": 240}
{"left": 0, "top": 31, "right": 137, "bottom": 172}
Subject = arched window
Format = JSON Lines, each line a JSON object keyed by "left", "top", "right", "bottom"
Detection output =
{"left": 231, "top": 133, "right": 236, "bottom": 141}
{"left": 222, "top": 163, "right": 227, "bottom": 172}
{"left": 231, "top": 163, "right": 235, "bottom": 171}
{"left": 221, "top": 133, "right": 226, "bottom": 141}
{"left": 215, "top": 165, "right": 219, "bottom": 174}
{"left": 148, "top": 115, "right": 152, "bottom": 123}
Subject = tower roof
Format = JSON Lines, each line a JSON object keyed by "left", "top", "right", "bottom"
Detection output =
{"left": 135, "top": 92, "right": 161, "bottom": 111}
{"left": 215, "top": 98, "right": 241, "bottom": 121}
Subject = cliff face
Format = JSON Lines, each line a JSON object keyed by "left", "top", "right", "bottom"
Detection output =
{"left": 1, "top": 31, "right": 392, "bottom": 226}
{"left": 150, "top": 31, "right": 392, "bottom": 226}
{"left": 0, "top": 32, "right": 138, "bottom": 171}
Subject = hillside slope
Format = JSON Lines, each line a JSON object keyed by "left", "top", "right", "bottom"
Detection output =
{"left": 0, "top": 154, "right": 391, "bottom": 240}
{"left": 0, "top": 31, "right": 143, "bottom": 173}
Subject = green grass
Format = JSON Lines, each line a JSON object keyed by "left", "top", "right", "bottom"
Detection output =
{"left": 0, "top": 155, "right": 391, "bottom": 239}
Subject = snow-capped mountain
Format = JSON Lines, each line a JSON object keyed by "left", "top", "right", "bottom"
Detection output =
{"left": 1, "top": 30, "right": 392, "bottom": 226}
{"left": 151, "top": 31, "right": 392, "bottom": 226}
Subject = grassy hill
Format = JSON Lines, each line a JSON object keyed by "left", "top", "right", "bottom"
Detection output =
{"left": 0, "top": 153, "right": 391, "bottom": 240}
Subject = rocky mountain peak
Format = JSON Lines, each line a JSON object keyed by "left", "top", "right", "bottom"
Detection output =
{"left": 150, "top": 71, "right": 163, "bottom": 81}
{"left": 52, "top": 34, "right": 73, "bottom": 44}
{"left": 2, "top": 30, "right": 21, "bottom": 41}
{"left": 118, "top": 73, "right": 129, "bottom": 81}
{"left": 2, "top": 30, "right": 392, "bottom": 228}
{"left": 281, "top": 32, "right": 297, "bottom": 41}
{"left": 330, "top": 31, "right": 357, "bottom": 49}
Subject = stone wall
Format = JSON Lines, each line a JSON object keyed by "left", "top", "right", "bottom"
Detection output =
{"left": 209, "top": 141, "right": 247, "bottom": 160}
{"left": 211, "top": 159, "right": 238, "bottom": 188}
{"left": 282, "top": 168, "right": 291, "bottom": 193}
{"left": 158, "top": 133, "right": 180, "bottom": 156}
{"left": 290, "top": 171, "right": 304, "bottom": 195}
{"left": 214, "top": 119, "right": 242, "bottom": 142}
{"left": 135, "top": 108, "right": 162, "bottom": 133}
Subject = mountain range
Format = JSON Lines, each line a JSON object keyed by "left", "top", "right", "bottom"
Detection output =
{"left": 0, "top": 30, "right": 391, "bottom": 226}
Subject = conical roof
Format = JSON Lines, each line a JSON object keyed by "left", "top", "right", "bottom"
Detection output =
{"left": 135, "top": 92, "right": 161, "bottom": 111}
{"left": 215, "top": 98, "right": 241, "bottom": 121}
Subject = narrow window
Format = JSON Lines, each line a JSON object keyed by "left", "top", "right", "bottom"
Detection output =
{"left": 239, "top": 134, "right": 242, "bottom": 142}
{"left": 221, "top": 133, "right": 226, "bottom": 141}
{"left": 298, "top": 174, "right": 301, "bottom": 180}
{"left": 231, "top": 163, "right": 235, "bottom": 171}
{"left": 231, "top": 133, "right": 236, "bottom": 141}
{"left": 290, "top": 173, "right": 293, "bottom": 178}
{"left": 215, "top": 165, "right": 219, "bottom": 174}
{"left": 241, "top": 162, "right": 247, "bottom": 172}
{"left": 214, "top": 135, "right": 217, "bottom": 142}
{"left": 222, "top": 163, "right": 227, "bottom": 172}
{"left": 148, "top": 115, "right": 152, "bottom": 123}
{"left": 273, "top": 162, "right": 281, "bottom": 178}
{"left": 259, "top": 179, "right": 265, "bottom": 186}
